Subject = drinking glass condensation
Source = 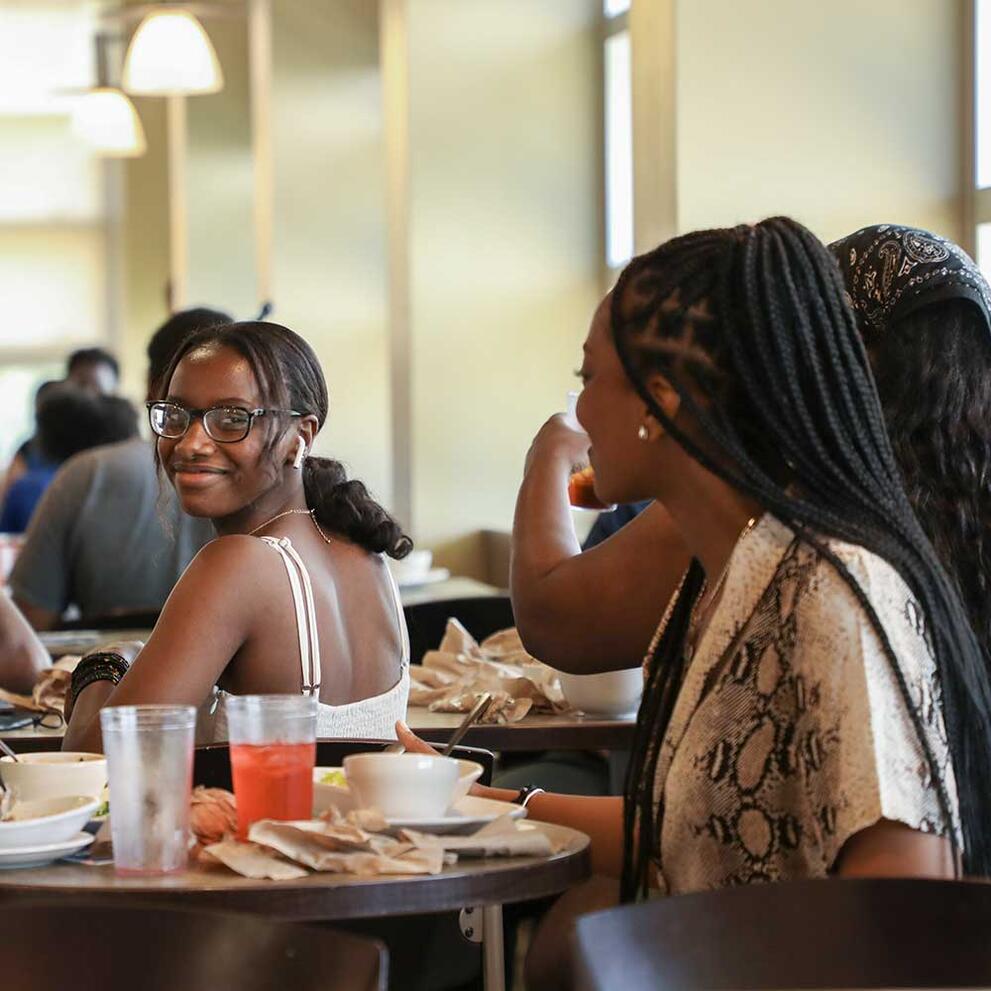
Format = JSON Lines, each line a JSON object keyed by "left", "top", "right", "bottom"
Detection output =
{"left": 564, "top": 391, "right": 616, "bottom": 512}
{"left": 225, "top": 695, "right": 317, "bottom": 839}
{"left": 99, "top": 705, "right": 196, "bottom": 876}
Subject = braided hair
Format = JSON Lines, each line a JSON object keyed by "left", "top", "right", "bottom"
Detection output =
{"left": 615, "top": 218, "right": 991, "bottom": 900}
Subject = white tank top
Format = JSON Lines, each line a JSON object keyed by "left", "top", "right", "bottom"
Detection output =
{"left": 206, "top": 536, "right": 410, "bottom": 742}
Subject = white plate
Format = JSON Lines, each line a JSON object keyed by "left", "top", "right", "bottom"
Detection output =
{"left": 0, "top": 796, "right": 101, "bottom": 849}
{"left": 385, "top": 795, "right": 525, "bottom": 835}
{"left": 393, "top": 567, "right": 451, "bottom": 589}
{"left": 0, "top": 831, "right": 93, "bottom": 870}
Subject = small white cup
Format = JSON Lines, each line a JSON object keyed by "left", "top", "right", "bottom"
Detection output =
{"left": 343, "top": 753, "right": 461, "bottom": 819}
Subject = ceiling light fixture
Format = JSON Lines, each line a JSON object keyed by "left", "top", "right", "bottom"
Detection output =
{"left": 122, "top": 8, "right": 224, "bottom": 96}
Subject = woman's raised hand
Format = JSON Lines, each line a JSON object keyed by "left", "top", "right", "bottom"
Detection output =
{"left": 524, "top": 413, "right": 591, "bottom": 476}
{"left": 394, "top": 720, "right": 440, "bottom": 756}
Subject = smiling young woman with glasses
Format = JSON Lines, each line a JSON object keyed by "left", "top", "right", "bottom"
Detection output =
{"left": 63, "top": 321, "right": 414, "bottom": 753}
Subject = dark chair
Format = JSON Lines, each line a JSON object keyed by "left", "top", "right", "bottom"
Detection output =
{"left": 3, "top": 899, "right": 386, "bottom": 991}
{"left": 194, "top": 739, "right": 495, "bottom": 790}
{"left": 404, "top": 595, "right": 514, "bottom": 665}
{"left": 573, "top": 878, "right": 991, "bottom": 990}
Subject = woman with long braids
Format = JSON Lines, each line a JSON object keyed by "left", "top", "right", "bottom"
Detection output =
{"left": 397, "top": 218, "right": 991, "bottom": 988}
{"left": 64, "top": 321, "right": 412, "bottom": 752}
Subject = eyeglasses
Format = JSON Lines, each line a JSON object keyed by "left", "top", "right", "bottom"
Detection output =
{"left": 146, "top": 401, "right": 301, "bottom": 444}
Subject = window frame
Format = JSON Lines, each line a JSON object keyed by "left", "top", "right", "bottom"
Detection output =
{"left": 601, "top": 3, "right": 633, "bottom": 288}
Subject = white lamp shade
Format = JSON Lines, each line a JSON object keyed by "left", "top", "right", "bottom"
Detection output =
{"left": 72, "top": 88, "right": 147, "bottom": 157}
{"left": 122, "top": 10, "right": 224, "bottom": 96}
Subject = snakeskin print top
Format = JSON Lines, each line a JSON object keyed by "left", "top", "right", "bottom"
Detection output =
{"left": 652, "top": 514, "right": 959, "bottom": 895}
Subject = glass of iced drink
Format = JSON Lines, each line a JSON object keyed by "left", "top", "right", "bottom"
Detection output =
{"left": 564, "top": 392, "right": 616, "bottom": 512}
{"left": 100, "top": 705, "right": 196, "bottom": 876}
{"left": 225, "top": 695, "right": 318, "bottom": 839}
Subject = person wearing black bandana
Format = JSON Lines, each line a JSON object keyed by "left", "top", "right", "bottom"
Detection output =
{"left": 828, "top": 224, "right": 991, "bottom": 661}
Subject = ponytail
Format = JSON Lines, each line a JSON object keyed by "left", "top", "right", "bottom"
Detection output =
{"left": 303, "top": 456, "right": 412, "bottom": 559}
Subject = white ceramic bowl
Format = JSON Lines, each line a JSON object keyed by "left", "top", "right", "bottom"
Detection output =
{"left": 0, "top": 752, "right": 107, "bottom": 802}
{"left": 342, "top": 753, "right": 461, "bottom": 819}
{"left": 387, "top": 549, "right": 433, "bottom": 583}
{"left": 314, "top": 758, "right": 482, "bottom": 817}
{"left": 556, "top": 668, "right": 643, "bottom": 719}
{"left": 0, "top": 795, "right": 100, "bottom": 849}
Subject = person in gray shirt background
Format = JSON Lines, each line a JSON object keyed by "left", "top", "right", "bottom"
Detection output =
{"left": 11, "top": 307, "right": 231, "bottom": 630}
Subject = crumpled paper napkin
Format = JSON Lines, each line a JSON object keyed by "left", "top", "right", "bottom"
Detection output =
{"left": 409, "top": 620, "right": 571, "bottom": 722}
{"left": 0, "top": 656, "right": 77, "bottom": 716}
{"left": 202, "top": 806, "right": 561, "bottom": 880}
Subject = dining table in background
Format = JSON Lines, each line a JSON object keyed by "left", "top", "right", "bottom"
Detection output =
{"left": 35, "top": 576, "right": 505, "bottom": 659}
{"left": 0, "top": 820, "right": 589, "bottom": 991}
{"left": 2, "top": 705, "right": 636, "bottom": 753}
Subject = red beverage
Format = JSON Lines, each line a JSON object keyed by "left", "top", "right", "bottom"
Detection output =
{"left": 568, "top": 465, "right": 610, "bottom": 510}
{"left": 229, "top": 741, "right": 316, "bottom": 839}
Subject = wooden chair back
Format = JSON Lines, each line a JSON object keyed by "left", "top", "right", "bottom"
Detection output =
{"left": 3, "top": 900, "right": 386, "bottom": 990}
{"left": 574, "top": 878, "right": 991, "bottom": 990}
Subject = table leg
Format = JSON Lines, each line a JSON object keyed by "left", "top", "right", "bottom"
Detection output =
{"left": 482, "top": 904, "right": 506, "bottom": 991}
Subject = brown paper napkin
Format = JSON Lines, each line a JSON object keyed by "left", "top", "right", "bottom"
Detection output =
{"left": 204, "top": 806, "right": 556, "bottom": 880}
{"left": 409, "top": 620, "right": 571, "bottom": 722}
{"left": 0, "top": 656, "right": 77, "bottom": 716}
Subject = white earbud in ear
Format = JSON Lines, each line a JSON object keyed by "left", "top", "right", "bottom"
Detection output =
{"left": 292, "top": 437, "right": 307, "bottom": 470}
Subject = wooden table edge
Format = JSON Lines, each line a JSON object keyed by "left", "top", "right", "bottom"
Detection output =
{"left": 0, "top": 829, "right": 591, "bottom": 922}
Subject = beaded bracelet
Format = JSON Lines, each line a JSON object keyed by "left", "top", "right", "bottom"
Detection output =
{"left": 65, "top": 651, "right": 130, "bottom": 720}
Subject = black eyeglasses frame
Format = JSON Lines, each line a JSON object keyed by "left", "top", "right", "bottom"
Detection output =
{"left": 145, "top": 401, "right": 302, "bottom": 444}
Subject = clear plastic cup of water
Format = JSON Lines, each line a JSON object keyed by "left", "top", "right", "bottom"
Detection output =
{"left": 100, "top": 705, "right": 196, "bottom": 876}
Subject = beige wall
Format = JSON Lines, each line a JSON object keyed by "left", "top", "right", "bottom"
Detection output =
{"left": 120, "top": 93, "right": 169, "bottom": 399}
{"left": 406, "top": 0, "right": 602, "bottom": 576}
{"left": 186, "top": 15, "right": 256, "bottom": 320}
{"left": 674, "top": 0, "right": 964, "bottom": 244}
{"left": 270, "top": 0, "right": 392, "bottom": 507}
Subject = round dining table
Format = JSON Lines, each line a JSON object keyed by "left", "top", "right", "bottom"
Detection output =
{"left": 0, "top": 820, "right": 589, "bottom": 991}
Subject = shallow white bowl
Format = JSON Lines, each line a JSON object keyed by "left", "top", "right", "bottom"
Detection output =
{"left": 342, "top": 753, "right": 461, "bottom": 819}
{"left": 0, "top": 752, "right": 107, "bottom": 802}
{"left": 0, "top": 795, "right": 101, "bottom": 849}
{"left": 314, "top": 758, "right": 482, "bottom": 817}
{"left": 387, "top": 549, "right": 433, "bottom": 583}
{"left": 556, "top": 668, "right": 643, "bottom": 719}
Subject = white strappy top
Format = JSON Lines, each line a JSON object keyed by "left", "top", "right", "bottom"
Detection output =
{"left": 204, "top": 535, "right": 410, "bottom": 743}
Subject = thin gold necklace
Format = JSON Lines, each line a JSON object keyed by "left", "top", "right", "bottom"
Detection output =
{"left": 246, "top": 508, "right": 311, "bottom": 537}
{"left": 644, "top": 514, "right": 760, "bottom": 665}
{"left": 246, "top": 507, "right": 334, "bottom": 545}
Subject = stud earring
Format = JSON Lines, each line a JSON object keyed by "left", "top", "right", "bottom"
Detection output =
{"left": 637, "top": 425, "right": 649, "bottom": 441}
{"left": 292, "top": 438, "right": 307, "bottom": 470}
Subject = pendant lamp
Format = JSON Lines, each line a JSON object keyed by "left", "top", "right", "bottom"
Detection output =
{"left": 122, "top": 8, "right": 224, "bottom": 96}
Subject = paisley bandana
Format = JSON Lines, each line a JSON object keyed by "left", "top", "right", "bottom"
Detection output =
{"left": 829, "top": 224, "right": 991, "bottom": 336}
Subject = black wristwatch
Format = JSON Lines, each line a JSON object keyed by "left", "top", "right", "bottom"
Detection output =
{"left": 513, "top": 785, "right": 546, "bottom": 808}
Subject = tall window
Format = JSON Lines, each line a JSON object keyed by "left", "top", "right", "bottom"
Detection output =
{"left": 0, "top": 4, "right": 114, "bottom": 466}
{"left": 603, "top": 0, "right": 633, "bottom": 272}
{"left": 975, "top": 0, "right": 991, "bottom": 279}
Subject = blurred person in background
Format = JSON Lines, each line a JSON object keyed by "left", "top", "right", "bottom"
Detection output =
{"left": 0, "top": 389, "right": 137, "bottom": 534}
{"left": 65, "top": 347, "right": 119, "bottom": 397}
{"left": 0, "top": 379, "right": 64, "bottom": 505}
{"left": 1, "top": 348, "right": 118, "bottom": 503}
{"left": 10, "top": 308, "right": 229, "bottom": 630}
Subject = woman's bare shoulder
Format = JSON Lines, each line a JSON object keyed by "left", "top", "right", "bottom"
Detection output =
{"left": 180, "top": 534, "right": 286, "bottom": 588}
